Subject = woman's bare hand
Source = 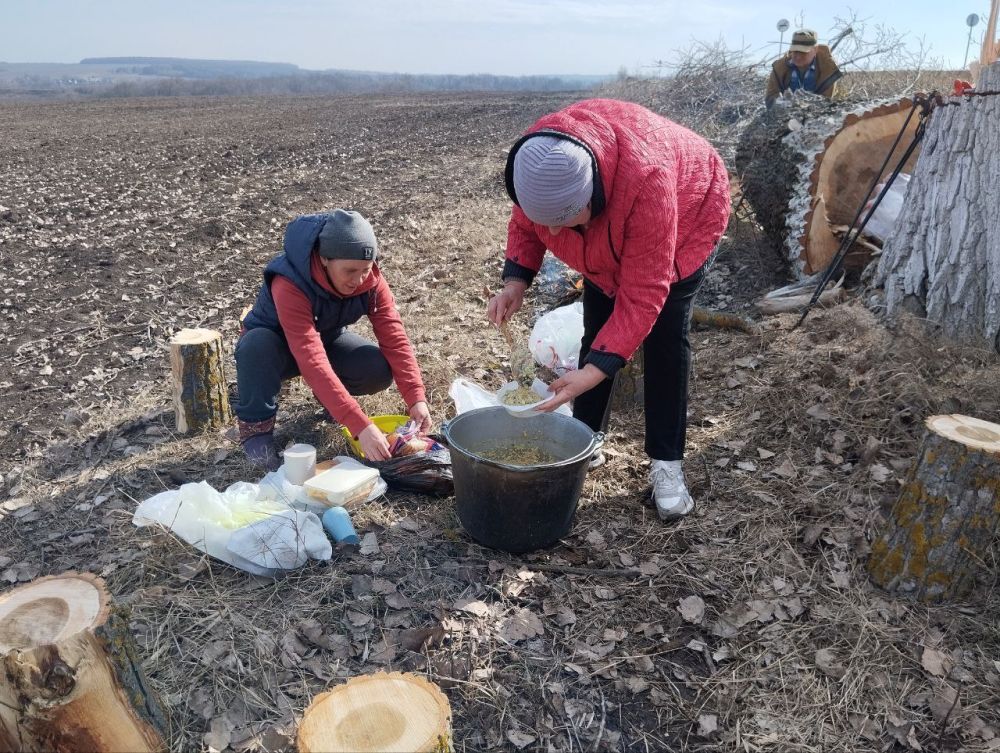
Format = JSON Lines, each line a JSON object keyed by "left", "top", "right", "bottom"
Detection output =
{"left": 487, "top": 280, "right": 527, "bottom": 326}
{"left": 358, "top": 423, "right": 391, "bottom": 460}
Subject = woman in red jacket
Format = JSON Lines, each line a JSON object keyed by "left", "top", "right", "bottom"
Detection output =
{"left": 488, "top": 99, "right": 730, "bottom": 520}
{"left": 236, "top": 210, "right": 431, "bottom": 470}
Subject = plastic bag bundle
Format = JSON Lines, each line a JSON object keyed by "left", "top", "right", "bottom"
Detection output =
{"left": 133, "top": 480, "right": 332, "bottom": 577}
{"left": 528, "top": 302, "right": 583, "bottom": 374}
{"left": 449, "top": 378, "right": 500, "bottom": 414}
{"left": 363, "top": 448, "right": 453, "bottom": 497}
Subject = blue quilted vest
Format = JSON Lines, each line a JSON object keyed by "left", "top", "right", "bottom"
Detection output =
{"left": 242, "top": 214, "right": 371, "bottom": 336}
{"left": 788, "top": 58, "right": 818, "bottom": 93}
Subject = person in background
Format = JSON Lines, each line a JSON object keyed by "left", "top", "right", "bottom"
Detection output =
{"left": 765, "top": 29, "right": 843, "bottom": 108}
{"left": 487, "top": 99, "right": 730, "bottom": 521}
{"left": 234, "top": 210, "right": 431, "bottom": 469}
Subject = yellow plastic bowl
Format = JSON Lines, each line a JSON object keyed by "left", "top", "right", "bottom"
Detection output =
{"left": 341, "top": 414, "right": 410, "bottom": 458}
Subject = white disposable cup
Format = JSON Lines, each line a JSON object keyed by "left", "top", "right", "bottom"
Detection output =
{"left": 283, "top": 443, "right": 317, "bottom": 485}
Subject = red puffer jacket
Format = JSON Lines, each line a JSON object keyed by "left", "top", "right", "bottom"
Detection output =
{"left": 502, "top": 99, "right": 730, "bottom": 373}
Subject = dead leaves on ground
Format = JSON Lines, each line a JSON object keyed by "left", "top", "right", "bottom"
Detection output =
{"left": 5, "top": 97, "right": 1000, "bottom": 753}
{"left": 678, "top": 595, "right": 706, "bottom": 624}
{"left": 133, "top": 511, "right": 1000, "bottom": 753}
{"left": 498, "top": 608, "right": 545, "bottom": 643}
{"left": 815, "top": 647, "right": 847, "bottom": 679}
{"left": 921, "top": 645, "right": 954, "bottom": 678}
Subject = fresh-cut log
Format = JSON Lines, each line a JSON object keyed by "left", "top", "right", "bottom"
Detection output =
{"left": 297, "top": 672, "right": 452, "bottom": 753}
{"left": 868, "top": 415, "right": 1000, "bottom": 602}
{"left": 736, "top": 96, "right": 922, "bottom": 277}
{"left": 0, "top": 573, "right": 168, "bottom": 753}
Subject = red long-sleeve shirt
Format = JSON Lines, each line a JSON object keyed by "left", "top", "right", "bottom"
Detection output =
{"left": 271, "top": 252, "right": 426, "bottom": 437}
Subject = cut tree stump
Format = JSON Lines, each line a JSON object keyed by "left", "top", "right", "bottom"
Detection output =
{"left": 868, "top": 415, "right": 1000, "bottom": 602}
{"left": 610, "top": 308, "right": 759, "bottom": 410}
{"left": 170, "top": 327, "right": 232, "bottom": 434}
{"left": 611, "top": 349, "right": 644, "bottom": 412}
{"left": 736, "top": 96, "right": 921, "bottom": 277}
{"left": 297, "top": 672, "right": 452, "bottom": 753}
{"left": 0, "top": 573, "right": 168, "bottom": 753}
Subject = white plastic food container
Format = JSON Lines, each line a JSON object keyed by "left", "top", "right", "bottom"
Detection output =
{"left": 303, "top": 458, "right": 380, "bottom": 507}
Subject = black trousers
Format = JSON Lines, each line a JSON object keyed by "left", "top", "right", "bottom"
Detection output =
{"left": 572, "top": 263, "right": 708, "bottom": 461}
{"left": 233, "top": 327, "right": 392, "bottom": 422}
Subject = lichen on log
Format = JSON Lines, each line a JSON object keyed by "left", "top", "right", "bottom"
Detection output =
{"left": 611, "top": 349, "right": 644, "bottom": 412}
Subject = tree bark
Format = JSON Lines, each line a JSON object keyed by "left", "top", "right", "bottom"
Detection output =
{"left": 0, "top": 573, "right": 168, "bottom": 753}
{"left": 736, "top": 96, "right": 920, "bottom": 277}
{"left": 868, "top": 415, "right": 1000, "bottom": 602}
{"left": 297, "top": 672, "right": 452, "bottom": 753}
{"left": 170, "top": 327, "right": 233, "bottom": 433}
{"left": 874, "top": 63, "right": 1000, "bottom": 350}
{"left": 610, "top": 349, "right": 644, "bottom": 412}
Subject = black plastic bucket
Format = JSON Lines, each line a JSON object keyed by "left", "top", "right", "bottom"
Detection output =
{"left": 443, "top": 407, "right": 603, "bottom": 553}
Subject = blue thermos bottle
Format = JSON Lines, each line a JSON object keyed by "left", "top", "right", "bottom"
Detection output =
{"left": 322, "top": 506, "right": 359, "bottom": 545}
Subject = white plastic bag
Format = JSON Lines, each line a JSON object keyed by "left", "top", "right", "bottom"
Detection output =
{"left": 449, "top": 377, "right": 501, "bottom": 414}
{"left": 529, "top": 302, "right": 583, "bottom": 374}
{"left": 227, "top": 509, "right": 330, "bottom": 572}
{"left": 863, "top": 173, "right": 910, "bottom": 243}
{"left": 133, "top": 479, "right": 332, "bottom": 577}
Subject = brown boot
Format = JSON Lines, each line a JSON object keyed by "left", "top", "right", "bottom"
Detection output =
{"left": 237, "top": 417, "right": 279, "bottom": 472}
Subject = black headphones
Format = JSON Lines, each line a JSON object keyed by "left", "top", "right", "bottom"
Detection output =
{"left": 503, "top": 130, "right": 606, "bottom": 219}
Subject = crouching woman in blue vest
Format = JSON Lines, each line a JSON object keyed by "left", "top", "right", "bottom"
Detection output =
{"left": 235, "top": 210, "right": 431, "bottom": 470}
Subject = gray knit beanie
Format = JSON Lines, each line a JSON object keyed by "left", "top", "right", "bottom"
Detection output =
{"left": 512, "top": 135, "right": 593, "bottom": 226}
{"left": 317, "top": 210, "right": 378, "bottom": 261}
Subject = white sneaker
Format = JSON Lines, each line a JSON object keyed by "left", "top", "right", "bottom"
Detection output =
{"left": 650, "top": 460, "right": 694, "bottom": 521}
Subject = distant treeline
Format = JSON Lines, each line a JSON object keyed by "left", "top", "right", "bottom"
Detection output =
{"left": 87, "top": 71, "right": 598, "bottom": 98}
{"left": 80, "top": 56, "right": 302, "bottom": 79}
{"left": 0, "top": 57, "right": 605, "bottom": 99}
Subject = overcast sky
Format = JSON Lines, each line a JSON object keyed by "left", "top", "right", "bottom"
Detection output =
{"left": 3, "top": 0, "right": 992, "bottom": 76}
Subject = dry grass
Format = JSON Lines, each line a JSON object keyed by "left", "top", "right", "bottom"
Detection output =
{"left": 1, "top": 93, "right": 999, "bottom": 752}
{"left": 675, "top": 303, "right": 1000, "bottom": 751}
{"left": 6, "top": 293, "right": 1000, "bottom": 752}
{"left": 837, "top": 69, "right": 966, "bottom": 100}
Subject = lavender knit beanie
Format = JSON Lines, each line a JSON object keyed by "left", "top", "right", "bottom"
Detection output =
{"left": 512, "top": 135, "right": 594, "bottom": 226}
